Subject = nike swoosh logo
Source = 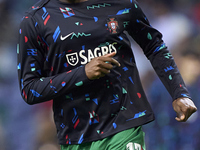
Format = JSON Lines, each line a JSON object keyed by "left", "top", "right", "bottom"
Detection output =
{"left": 60, "top": 32, "right": 74, "bottom": 41}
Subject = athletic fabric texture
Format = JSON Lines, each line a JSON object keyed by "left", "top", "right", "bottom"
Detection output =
{"left": 17, "top": 0, "right": 191, "bottom": 145}
{"left": 60, "top": 126, "right": 146, "bottom": 150}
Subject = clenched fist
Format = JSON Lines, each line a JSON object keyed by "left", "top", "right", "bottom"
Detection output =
{"left": 172, "top": 97, "right": 197, "bottom": 122}
{"left": 85, "top": 52, "right": 120, "bottom": 80}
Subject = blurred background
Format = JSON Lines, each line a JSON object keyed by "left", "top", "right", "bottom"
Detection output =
{"left": 0, "top": 0, "right": 199, "bottom": 149}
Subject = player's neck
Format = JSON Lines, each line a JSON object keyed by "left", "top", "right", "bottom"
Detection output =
{"left": 59, "top": 0, "right": 88, "bottom": 3}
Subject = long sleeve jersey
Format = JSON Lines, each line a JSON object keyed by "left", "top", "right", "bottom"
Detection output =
{"left": 17, "top": 0, "right": 191, "bottom": 145}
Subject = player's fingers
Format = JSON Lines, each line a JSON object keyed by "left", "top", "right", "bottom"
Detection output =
{"left": 104, "top": 52, "right": 120, "bottom": 67}
{"left": 99, "top": 67, "right": 111, "bottom": 75}
{"left": 102, "top": 62, "right": 114, "bottom": 70}
{"left": 174, "top": 104, "right": 185, "bottom": 122}
{"left": 190, "top": 103, "right": 197, "bottom": 114}
{"left": 176, "top": 105, "right": 193, "bottom": 122}
{"left": 99, "top": 57, "right": 120, "bottom": 67}
{"left": 110, "top": 58, "right": 121, "bottom": 67}
{"left": 94, "top": 68, "right": 110, "bottom": 79}
{"left": 183, "top": 105, "right": 197, "bottom": 121}
{"left": 104, "top": 52, "right": 117, "bottom": 58}
{"left": 175, "top": 114, "right": 186, "bottom": 122}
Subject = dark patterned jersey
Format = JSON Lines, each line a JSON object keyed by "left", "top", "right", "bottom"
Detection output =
{"left": 17, "top": 0, "right": 191, "bottom": 145}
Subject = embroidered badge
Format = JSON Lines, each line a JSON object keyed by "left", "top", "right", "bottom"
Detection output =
{"left": 107, "top": 18, "right": 119, "bottom": 34}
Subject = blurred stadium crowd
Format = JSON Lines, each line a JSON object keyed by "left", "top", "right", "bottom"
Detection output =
{"left": 0, "top": 0, "right": 199, "bottom": 149}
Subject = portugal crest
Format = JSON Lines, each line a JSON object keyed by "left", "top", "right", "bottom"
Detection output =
{"left": 107, "top": 18, "right": 119, "bottom": 34}
{"left": 66, "top": 52, "right": 79, "bottom": 66}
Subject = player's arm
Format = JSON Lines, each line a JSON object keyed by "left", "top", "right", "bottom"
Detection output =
{"left": 127, "top": 0, "right": 197, "bottom": 121}
{"left": 18, "top": 15, "right": 92, "bottom": 105}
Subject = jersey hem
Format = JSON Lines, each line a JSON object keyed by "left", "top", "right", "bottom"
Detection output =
{"left": 58, "top": 114, "right": 155, "bottom": 145}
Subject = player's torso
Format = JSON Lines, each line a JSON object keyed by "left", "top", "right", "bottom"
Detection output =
{"left": 28, "top": 1, "right": 155, "bottom": 144}
{"left": 33, "top": 0, "right": 133, "bottom": 75}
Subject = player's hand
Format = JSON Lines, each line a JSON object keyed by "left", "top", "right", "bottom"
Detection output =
{"left": 172, "top": 97, "right": 197, "bottom": 122}
{"left": 85, "top": 52, "right": 120, "bottom": 80}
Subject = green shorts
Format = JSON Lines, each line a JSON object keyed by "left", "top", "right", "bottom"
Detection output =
{"left": 60, "top": 126, "right": 146, "bottom": 150}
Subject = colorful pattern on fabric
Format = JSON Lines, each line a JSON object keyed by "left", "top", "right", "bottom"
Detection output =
{"left": 17, "top": 0, "right": 191, "bottom": 145}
